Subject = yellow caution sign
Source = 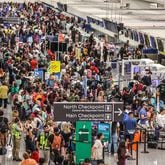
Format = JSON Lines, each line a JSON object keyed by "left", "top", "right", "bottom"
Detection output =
{"left": 49, "top": 61, "right": 61, "bottom": 74}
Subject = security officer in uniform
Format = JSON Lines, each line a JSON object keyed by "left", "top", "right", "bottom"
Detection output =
{"left": 12, "top": 117, "right": 23, "bottom": 161}
{"left": 37, "top": 125, "right": 50, "bottom": 164}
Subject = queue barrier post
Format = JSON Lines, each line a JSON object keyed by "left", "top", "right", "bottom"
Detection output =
{"left": 137, "top": 124, "right": 149, "bottom": 154}
{"left": 141, "top": 128, "right": 149, "bottom": 154}
{"left": 129, "top": 141, "right": 139, "bottom": 165}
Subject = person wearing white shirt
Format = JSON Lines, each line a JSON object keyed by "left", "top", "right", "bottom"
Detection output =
{"left": 92, "top": 133, "right": 104, "bottom": 164}
{"left": 157, "top": 108, "right": 165, "bottom": 128}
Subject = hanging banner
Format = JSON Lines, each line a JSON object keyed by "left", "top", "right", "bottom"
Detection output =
{"left": 55, "top": 72, "right": 61, "bottom": 80}
{"left": 49, "top": 61, "right": 61, "bottom": 74}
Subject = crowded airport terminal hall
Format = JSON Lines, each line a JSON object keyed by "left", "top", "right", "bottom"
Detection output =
{"left": 0, "top": 0, "right": 165, "bottom": 165}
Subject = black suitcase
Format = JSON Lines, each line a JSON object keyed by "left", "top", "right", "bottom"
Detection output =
{"left": 148, "top": 141, "right": 157, "bottom": 149}
{"left": 148, "top": 133, "right": 157, "bottom": 149}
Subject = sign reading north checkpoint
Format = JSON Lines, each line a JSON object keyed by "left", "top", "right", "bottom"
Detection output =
{"left": 53, "top": 102, "right": 123, "bottom": 122}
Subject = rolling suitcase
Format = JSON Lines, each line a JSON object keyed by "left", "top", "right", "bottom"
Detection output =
{"left": 148, "top": 131, "right": 157, "bottom": 149}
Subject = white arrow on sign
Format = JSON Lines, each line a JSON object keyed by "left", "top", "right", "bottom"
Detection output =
{"left": 78, "top": 131, "right": 89, "bottom": 135}
{"left": 153, "top": 160, "right": 157, "bottom": 165}
{"left": 114, "top": 108, "right": 123, "bottom": 116}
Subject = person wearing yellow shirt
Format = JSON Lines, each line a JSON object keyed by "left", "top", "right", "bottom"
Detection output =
{"left": 12, "top": 117, "right": 23, "bottom": 161}
{"left": 0, "top": 82, "right": 9, "bottom": 109}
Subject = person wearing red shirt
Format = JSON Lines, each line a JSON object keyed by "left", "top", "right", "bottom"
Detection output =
{"left": 30, "top": 57, "right": 38, "bottom": 70}
{"left": 132, "top": 82, "right": 144, "bottom": 94}
{"left": 90, "top": 63, "right": 99, "bottom": 74}
{"left": 31, "top": 150, "right": 40, "bottom": 163}
{"left": 47, "top": 49, "right": 56, "bottom": 60}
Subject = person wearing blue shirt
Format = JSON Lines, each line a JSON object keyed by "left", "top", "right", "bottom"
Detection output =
{"left": 124, "top": 112, "right": 137, "bottom": 147}
{"left": 139, "top": 102, "right": 148, "bottom": 142}
{"left": 139, "top": 103, "right": 148, "bottom": 126}
{"left": 123, "top": 112, "right": 137, "bottom": 160}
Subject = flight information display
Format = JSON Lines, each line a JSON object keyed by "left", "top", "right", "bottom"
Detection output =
{"left": 103, "top": 19, "right": 118, "bottom": 33}
{"left": 157, "top": 39, "right": 164, "bottom": 52}
{"left": 139, "top": 32, "right": 144, "bottom": 44}
{"left": 133, "top": 31, "right": 139, "bottom": 42}
{"left": 87, "top": 16, "right": 104, "bottom": 27}
{"left": 144, "top": 34, "right": 150, "bottom": 47}
{"left": 150, "top": 36, "right": 157, "bottom": 49}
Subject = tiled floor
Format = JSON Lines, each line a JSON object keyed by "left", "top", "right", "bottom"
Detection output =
{"left": 105, "top": 144, "right": 165, "bottom": 165}
{"left": 1, "top": 143, "right": 164, "bottom": 165}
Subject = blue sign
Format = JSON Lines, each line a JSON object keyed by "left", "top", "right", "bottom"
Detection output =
{"left": 55, "top": 72, "right": 61, "bottom": 80}
{"left": 98, "top": 123, "right": 110, "bottom": 142}
{"left": 34, "top": 69, "right": 44, "bottom": 81}
{"left": 134, "top": 66, "right": 140, "bottom": 73}
{"left": 142, "top": 48, "right": 158, "bottom": 54}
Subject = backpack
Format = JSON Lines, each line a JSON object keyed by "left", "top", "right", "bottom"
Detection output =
{"left": 52, "top": 134, "right": 62, "bottom": 151}
{"left": 0, "top": 117, "right": 8, "bottom": 133}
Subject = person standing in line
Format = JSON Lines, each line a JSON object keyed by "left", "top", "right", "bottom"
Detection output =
{"left": 123, "top": 112, "right": 137, "bottom": 148}
{"left": 0, "top": 82, "right": 9, "bottom": 109}
{"left": 123, "top": 112, "right": 137, "bottom": 159}
{"left": 139, "top": 102, "right": 148, "bottom": 142}
{"left": 12, "top": 117, "right": 23, "bottom": 161}
{"left": 92, "top": 133, "right": 104, "bottom": 164}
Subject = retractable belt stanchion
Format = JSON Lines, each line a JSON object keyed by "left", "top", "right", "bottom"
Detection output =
{"left": 141, "top": 128, "right": 149, "bottom": 153}
{"left": 136, "top": 141, "right": 139, "bottom": 165}
{"left": 137, "top": 124, "right": 149, "bottom": 154}
{"left": 128, "top": 141, "right": 139, "bottom": 165}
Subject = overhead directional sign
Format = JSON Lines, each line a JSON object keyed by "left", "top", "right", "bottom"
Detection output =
{"left": 0, "top": 17, "right": 21, "bottom": 24}
{"left": 53, "top": 102, "right": 123, "bottom": 122}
